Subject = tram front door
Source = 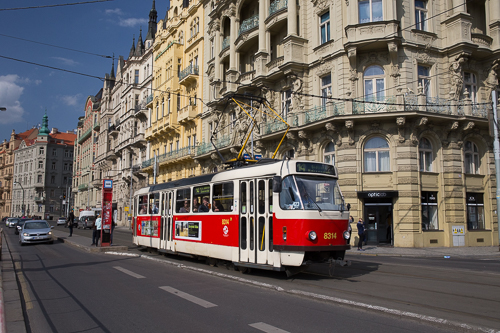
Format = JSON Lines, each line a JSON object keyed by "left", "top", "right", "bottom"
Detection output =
{"left": 160, "top": 191, "right": 174, "bottom": 251}
{"left": 239, "top": 179, "right": 273, "bottom": 266}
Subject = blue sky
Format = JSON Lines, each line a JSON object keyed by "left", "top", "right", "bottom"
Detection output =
{"left": 0, "top": 0, "right": 167, "bottom": 141}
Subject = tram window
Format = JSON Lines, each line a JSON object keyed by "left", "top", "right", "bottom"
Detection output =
{"left": 213, "top": 182, "right": 233, "bottom": 212}
{"left": 241, "top": 182, "right": 247, "bottom": 214}
{"left": 176, "top": 188, "right": 191, "bottom": 213}
{"left": 258, "top": 217, "right": 265, "bottom": 251}
{"left": 268, "top": 179, "right": 273, "bottom": 213}
{"left": 258, "top": 180, "right": 265, "bottom": 214}
{"left": 240, "top": 217, "right": 247, "bottom": 249}
{"left": 194, "top": 185, "right": 211, "bottom": 213}
{"left": 250, "top": 217, "right": 254, "bottom": 251}
{"left": 138, "top": 195, "right": 148, "bottom": 215}
{"left": 279, "top": 176, "right": 301, "bottom": 210}
{"left": 150, "top": 193, "right": 160, "bottom": 214}
{"left": 269, "top": 216, "right": 273, "bottom": 252}
{"left": 250, "top": 182, "right": 254, "bottom": 214}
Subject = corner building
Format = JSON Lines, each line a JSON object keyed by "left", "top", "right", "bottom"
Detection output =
{"left": 196, "top": 0, "right": 500, "bottom": 247}
{"left": 143, "top": 0, "right": 204, "bottom": 183}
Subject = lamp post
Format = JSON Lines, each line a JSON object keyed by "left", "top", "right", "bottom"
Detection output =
{"left": 14, "top": 181, "right": 25, "bottom": 217}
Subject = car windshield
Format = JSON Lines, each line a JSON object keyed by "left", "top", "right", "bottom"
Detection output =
{"left": 279, "top": 175, "right": 345, "bottom": 211}
{"left": 8, "top": 218, "right": 19, "bottom": 222}
{"left": 24, "top": 222, "right": 50, "bottom": 229}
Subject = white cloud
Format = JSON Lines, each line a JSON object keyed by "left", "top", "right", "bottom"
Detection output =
{"left": 0, "top": 75, "right": 25, "bottom": 124}
{"left": 52, "top": 57, "right": 79, "bottom": 66}
{"left": 118, "top": 17, "right": 147, "bottom": 27}
{"left": 105, "top": 8, "right": 124, "bottom": 15}
{"left": 59, "top": 94, "right": 81, "bottom": 107}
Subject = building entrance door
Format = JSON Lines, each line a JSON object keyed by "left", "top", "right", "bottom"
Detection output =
{"left": 364, "top": 203, "right": 393, "bottom": 245}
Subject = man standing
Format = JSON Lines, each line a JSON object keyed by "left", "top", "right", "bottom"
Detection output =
{"left": 94, "top": 214, "right": 102, "bottom": 247}
{"left": 357, "top": 218, "right": 365, "bottom": 251}
{"left": 68, "top": 210, "right": 75, "bottom": 237}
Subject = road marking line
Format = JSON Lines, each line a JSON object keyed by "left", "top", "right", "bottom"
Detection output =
{"left": 113, "top": 266, "right": 145, "bottom": 279}
{"left": 15, "top": 262, "right": 33, "bottom": 310}
{"left": 159, "top": 286, "right": 217, "bottom": 308}
{"left": 249, "top": 322, "right": 290, "bottom": 333}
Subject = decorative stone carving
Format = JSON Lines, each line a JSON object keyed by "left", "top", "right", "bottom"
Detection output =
{"left": 396, "top": 117, "right": 405, "bottom": 143}
{"left": 286, "top": 132, "right": 296, "bottom": 140}
{"left": 449, "top": 53, "right": 468, "bottom": 100}
{"left": 483, "top": 60, "right": 499, "bottom": 102}
{"left": 325, "top": 122, "right": 337, "bottom": 132}
{"left": 345, "top": 120, "right": 354, "bottom": 145}
{"left": 311, "top": 0, "right": 329, "bottom": 14}
{"left": 463, "top": 121, "right": 475, "bottom": 131}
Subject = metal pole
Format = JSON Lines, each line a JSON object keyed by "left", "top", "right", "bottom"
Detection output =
{"left": 250, "top": 98, "right": 253, "bottom": 158}
{"left": 492, "top": 90, "right": 500, "bottom": 249}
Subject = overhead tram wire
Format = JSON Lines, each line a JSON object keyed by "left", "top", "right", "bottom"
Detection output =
{"left": 0, "top": 33, "right": 112, "bottom": 59}
{"left": 0, "top": 0, "right": 113, "bottom": 11}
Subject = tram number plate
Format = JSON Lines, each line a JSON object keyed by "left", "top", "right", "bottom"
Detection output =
{"left": 324, "top": 232, "right": 337, "bottom": 239}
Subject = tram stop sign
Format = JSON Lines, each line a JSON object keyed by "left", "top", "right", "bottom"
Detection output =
{"left": 100, "top": 179, "right": 113, "bottom": 247}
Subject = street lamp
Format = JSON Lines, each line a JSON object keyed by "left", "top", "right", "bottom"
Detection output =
{"left": 14, "top": 181, "right": 25, "bottom": 217}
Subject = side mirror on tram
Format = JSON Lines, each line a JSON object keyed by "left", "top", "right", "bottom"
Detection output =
{"left": 272, "top": 176, "right": 282, "bottom": 193}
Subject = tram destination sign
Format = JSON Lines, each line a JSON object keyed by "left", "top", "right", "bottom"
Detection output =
{"left": 296, "top": 162, "right": 336, "bottom": 176}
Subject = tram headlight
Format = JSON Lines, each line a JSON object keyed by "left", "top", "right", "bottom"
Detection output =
{"left": 343, "top": 231, "right": 351, "bottom": 240}
{"left": 308, "top": 231, "right": 317, "bottom": 241}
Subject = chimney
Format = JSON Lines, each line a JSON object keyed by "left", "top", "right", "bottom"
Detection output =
{"left": 51, "top": 128, "right": 58, "bottom": 134}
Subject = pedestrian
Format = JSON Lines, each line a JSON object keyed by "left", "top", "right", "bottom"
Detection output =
{"left": 348, "top": 215, "right": 354, "bottom": 245}
{"left": 68, "top": 210, "right": 75, "bottom": 237}
{"left": 94, "top": 214, "right": 102, "bottom": 247}
{"left": 357, "top": 218, "right": 365, "bottom": 251}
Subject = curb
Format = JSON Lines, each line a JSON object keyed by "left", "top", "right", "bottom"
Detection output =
{"left": 55, "top": 236, "right": 128, "bottom": 253}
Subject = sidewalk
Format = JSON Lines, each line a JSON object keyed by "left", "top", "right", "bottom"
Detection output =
{"left": 50, "top": 228, "right": 128, "bottom": 253}
{"left": 347, "top": 244, "right": 500, "bottom": 258}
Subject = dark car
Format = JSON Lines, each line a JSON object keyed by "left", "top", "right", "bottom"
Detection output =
{"left": 15, "top": 218, "right": 34, "bottom": 235}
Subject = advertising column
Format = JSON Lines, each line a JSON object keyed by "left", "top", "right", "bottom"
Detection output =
{"left": 101, "top": 179, "right": 113, "bottom": 247}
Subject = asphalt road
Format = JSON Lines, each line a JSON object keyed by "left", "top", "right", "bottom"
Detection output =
{"left": 3, "top": 225, "right": 459, "bottom": 333}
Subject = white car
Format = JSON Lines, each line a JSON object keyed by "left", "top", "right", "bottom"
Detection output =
{"left": 19, "top": 220, "right": 53, "bottom": 245}
{"left": 57, "top": 217, "right": 67, "bottom": 225}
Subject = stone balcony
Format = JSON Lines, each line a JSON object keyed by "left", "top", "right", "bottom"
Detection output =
{"left": 345, "top": 20, "right": 399, "bottom": 48}
{"left": 178, "top": 105, "right": 198, "bottom": 124}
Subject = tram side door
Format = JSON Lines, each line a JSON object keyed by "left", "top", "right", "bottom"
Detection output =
{"left": 239, "top": 179, "right": 271, "bottom": 265}
{"left": 164, "top": 191, "right": 173, "bottom": 251}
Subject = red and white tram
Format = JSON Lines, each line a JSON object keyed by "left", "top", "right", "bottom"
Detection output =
{"left": 132, "top": 159, "right": 351, "bottom": 275}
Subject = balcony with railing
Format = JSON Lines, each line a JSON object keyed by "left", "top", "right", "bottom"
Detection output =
{"left": 108, "top": 124, "right": 119, "bottom": 136}
{"left": 266, "top": 56, "right": 284, "bottom": 71}
{"left": 179, "top": 64, "right": 199, "bottom": 85}
{"left": 268, "top": 0, "right": 287, "bottom": 18}
{"left": 78, "top": 183, "right": 88, "bottom": 191}
{"left": 237, "top": 70, "right": 255, "bottom": 84}
{"left": 77, "top": 127, "right": 92, "bottom": 144}
{"left": 238, "top": 14, "right": 259, "bottom": 37}
{"left": 196, "top": 135, "right": 231, "bottom": 155}
{"left": 93, "top": 121, "right": 100, "bottom": 131}
{"left": 178, "top": 105, "right": 198, "bottom": 123}
{"left": 159, "top": 146, "right": 197, "bottom": 165}
{"left": 34, "top": 196, "right": 44, "bottom": 203}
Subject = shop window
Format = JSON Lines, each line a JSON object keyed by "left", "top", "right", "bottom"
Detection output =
{"left": 466, "top": 193, "right": 485, "bottom": 230}
{"left": 421, "top": 192, "right": 438, "bottom": 230}
{"left": 418, "top": 137, "right": 433, "bottom": 172}
{"left": 464, "top": 141, "right": 480, "bottom": 174}
{"left": 363, "top": 137, "right": 390, "bottom": 172}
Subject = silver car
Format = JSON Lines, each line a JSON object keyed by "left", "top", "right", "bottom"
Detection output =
{"left": 7, "top": 218, "right": 19, "bottom": 228}
{"left": 18, "top": 220, "right": 54, "bottom": 245}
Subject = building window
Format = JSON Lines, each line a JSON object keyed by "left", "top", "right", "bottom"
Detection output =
{"left": 284, "top": 149, "right": 294, "bottom": 159}
{"left": 359, "top": 0, "right": 383, "bottom": 23}
{"left": 320, "top": 11, "right": 330, "bottom": 44}
{"left": 464, "top": 72, "right": 477, "bottom": 102}
{"left": 210, "top": 38, "right": 214, "bottom": 59}
{"left": 52, "top": 149, "right": 57, "bottom": 156}
{"left": 419, "top": 137, "right": 433, "bottom": 172}
{"left": 167, "top": 94, "right": 171, "bottom": 114}
{"left": 321, "top": 74, "right": 332, "bottom": 108}
{"left": 364, "top": 66, "right": 385, "bottom": 101}
{"left": 415, "top": 0, "right": 427, "bottom": 31}
{"left": 177, "top": 94, "right": 181, "bottom": 111}
{"left": 421, "top": 191, "right": 438, "bottom": 230}
{"left": 37, "top": 175, "right": 42, "bottom": 183}
{"left": 364, "top": 137, "right": 390, "bottom": 172}
{"left": 323, "top": 142, "right": 335, "bottom": 165}
{"left": 466, "top": 193, "right": 485, "bottom": 230}
{"left": 161, "top": 98, "right": 165, "bottom": 117}
{"left": 38, "top": 161, "right": 43, "bottom": 169}
{"left": 418, "top": 65, "right": 431, "bottom": 98}
{"left": 464, "top": 141, "right": 480, "bottom": 174}
{"left": 51, "top": 176, "right": 55, "bottom": 184}
{"left": 230, "top": 112, "right": 237, "bottom": 129}
{"left": 39, "top": 147, "right": 44, "bottom": 155}
{"left": 52, "top": 162, "right": 56, "bottom": 170}
{"left": 134, "top": 70, "right": 139, "bottom": 84}
{"left": 281, "top": 90, "right": 292, "bottom": 119}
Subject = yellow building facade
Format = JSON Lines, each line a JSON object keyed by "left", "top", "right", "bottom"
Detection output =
{"left": 144, "top": 0, "right": 204, "bottom": 183}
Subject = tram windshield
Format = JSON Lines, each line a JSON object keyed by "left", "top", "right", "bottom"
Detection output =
{"left": 279, "top": 175, "right": 344, "bottom": 211}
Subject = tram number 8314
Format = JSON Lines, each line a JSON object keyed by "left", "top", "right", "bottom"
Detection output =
{"left": 324, "top": 232, "right": 337, "bottom": 240}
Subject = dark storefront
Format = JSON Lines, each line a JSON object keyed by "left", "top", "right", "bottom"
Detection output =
{"left": 357, "top": 191, "right": 398, "bottom": 246}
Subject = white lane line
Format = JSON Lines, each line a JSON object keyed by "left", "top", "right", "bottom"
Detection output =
{"left": 113, "top": 266, "right": 146, "bottom": 279}
{"left": 249, "top": 322, "right": 290, "bottom": 333}
{"left": 159, "top": 286, "right": 217, "bottom": 308}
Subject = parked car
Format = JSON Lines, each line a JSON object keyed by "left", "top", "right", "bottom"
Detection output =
{"left": 15, "top": 218, "right": 34, "bottom": 235}
{"left": 7, "top": 218, "right": 20, "bottom": 228}
{"left": 18, "top": 220, "right": 53, "bottom": 245}
{"left": 57, "top": 217, "right": 67, "bottom": 225}
{"left": 77, "top": 215, "right": 95, "bottom": 229}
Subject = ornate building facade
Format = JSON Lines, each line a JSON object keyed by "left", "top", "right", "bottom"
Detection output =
{"left": 142, "top": 0, "right": 204, "bottom": 183}
{"left": 11, "top": 115, "right": 76, "bottom": 220}
{"left": 195, "top": 0, "right": 500, "bottom": 247}
{"left": 0, "top": 129, "right": 38, "bottom": 220}
{"left": 93, "top": 2, "right": 156, "bottom": 226}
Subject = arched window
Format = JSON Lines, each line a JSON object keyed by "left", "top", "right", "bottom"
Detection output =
{"left": 419, "top": 137, "right": 433, "bottom": 172}
{"left": 364, "top": 65, "right": 385, "bottom": 101}
{"left": 464, "top": 141, "right": 480, "bottom": 174}
{"left": 324, "top": 142, "right": 335, "bottom": 165}
{"left": 284, "top": 149, "right": 294, "bottom": 159}
{"left": 364, "top": 137, "right": 390, "bottom": 172}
